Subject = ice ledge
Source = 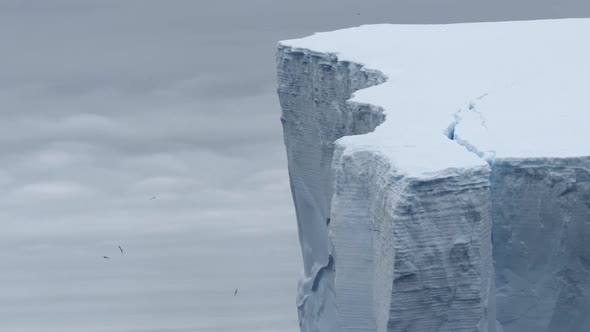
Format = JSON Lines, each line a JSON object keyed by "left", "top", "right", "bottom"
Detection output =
{"left": 280, "top": 19, "right": 590, "bottom": 172}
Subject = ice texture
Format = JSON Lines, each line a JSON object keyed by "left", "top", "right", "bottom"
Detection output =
{"left": 277, "top": 48, "right": 386, "bottom": 332}
{"left": 277, "top": 19, "right": 590, "bottom": 332}
{"left": 491, "top": 158, "right": 590, "bottom": 332}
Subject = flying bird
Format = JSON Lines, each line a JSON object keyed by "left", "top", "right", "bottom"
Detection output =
{"left": 103, "top": 256, "right": 110, "bottom": 260}
{"left": 118, "top": 246, "right": 124, "bottom": 255}
{"left": 234, "top": 288, "right": 238, "bottom": 296}
{"left": 150, "top": 196, "right": 157, "bottom": 200}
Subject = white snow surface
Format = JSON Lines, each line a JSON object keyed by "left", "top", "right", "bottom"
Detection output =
{"left": 281, "top": 19, "right": 590, "bottom": 168}
{"left": 278, "top": 18, "right": 590, "bottom": 332}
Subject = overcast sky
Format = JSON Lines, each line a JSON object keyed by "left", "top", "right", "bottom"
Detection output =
{"left": 1, "top": 1, "right": 589, "bottom": 331}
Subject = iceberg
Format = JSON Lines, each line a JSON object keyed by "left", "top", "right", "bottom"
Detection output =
{"left": 277, "top": 19, "right": 590, "bottom": 332}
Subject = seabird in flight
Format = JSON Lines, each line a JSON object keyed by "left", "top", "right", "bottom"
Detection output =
{"left": 234, "top": 288, "right": 238, "bottom": 296}
{"left": 103, "top": 256, "right": 110, "bottom": 260}
{"left": 118, "top": 246, "right": 124, "bottom": 255}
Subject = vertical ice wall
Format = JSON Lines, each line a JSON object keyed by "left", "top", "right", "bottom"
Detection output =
{"left": 329, "top": 148, "right": 396, "bottom": 332}
{"left": 384, "top": 168, "right": 494, "bottom": 332}
{"left": 277, "top": 45, "right": 495, "bottom": 332}
{"left": 276, "top": 46, "right": 386, "bottom": 332}
{"left": 330, "top": 145, "right": 495, "bottom": 332}
{"left": 491, "top": 158, "right": 590, "bottom": 332}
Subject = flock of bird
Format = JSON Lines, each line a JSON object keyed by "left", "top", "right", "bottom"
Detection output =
{"left": 101, "top": 196, "right": 239, "bottom": 296}
{"left": 103, "top": 196, "right": 153, "bottom": 260}
{"left": 102, "top": 245, "right": 123, "bottom": 260}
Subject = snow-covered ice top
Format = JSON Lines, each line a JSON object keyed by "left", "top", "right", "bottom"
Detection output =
{"left": 280, "top": 19, "right": 590, "bottom": 175}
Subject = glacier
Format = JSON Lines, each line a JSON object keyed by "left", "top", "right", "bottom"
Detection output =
{"left": 277, "top": 19, "right": 590, "bottom": 332}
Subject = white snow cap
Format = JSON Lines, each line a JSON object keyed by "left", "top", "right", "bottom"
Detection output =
{"left": 281, "top": 19, "right": 590, "bottom": 174}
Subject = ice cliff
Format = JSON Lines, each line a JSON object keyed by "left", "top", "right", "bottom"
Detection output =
{"left": 277, "top": 19, "right": 590, "bottom": 332}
